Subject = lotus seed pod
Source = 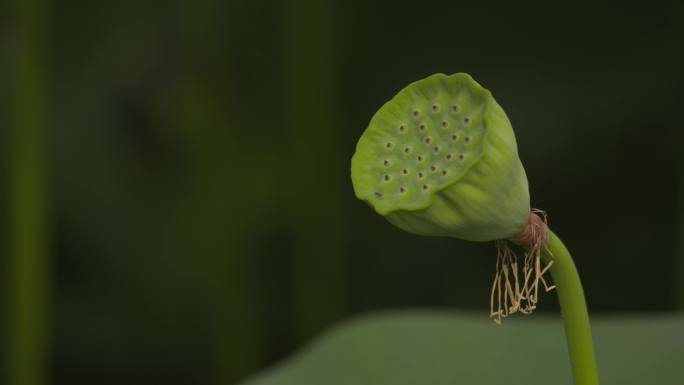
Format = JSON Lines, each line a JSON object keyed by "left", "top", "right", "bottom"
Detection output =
{"left": 351, "top": 73, "right": 530, "bottom": 241}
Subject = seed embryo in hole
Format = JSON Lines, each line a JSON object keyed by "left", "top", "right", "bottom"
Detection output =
{"left": 385, "top": 102, "right": 476, "bottom": 197}
{"left": 359, "top": 78, "right": 488, "bottom": 209}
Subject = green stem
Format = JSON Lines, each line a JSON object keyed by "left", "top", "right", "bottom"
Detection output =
{"left": 8, "top": 0, "right": 49, "bottom": 383}
{"left": 542, "top": 230, "right": 599, "bottom": 385}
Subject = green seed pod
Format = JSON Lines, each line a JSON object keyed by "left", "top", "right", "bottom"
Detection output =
{"left": 351, "top": 73, "right": 529, "bottom": 241}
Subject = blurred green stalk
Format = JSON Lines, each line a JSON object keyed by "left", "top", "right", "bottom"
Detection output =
{"left": 6, "top": 0, "right": 49, "bottom": 384}
{"left": 285, "top": 0, "right": 346, "bottom": 339}
{"left": 678, "top": 5, "right": 684, "bottom": 311}
{"left": 680, "top": 144, "right": 684, "bottom": 309}
{"left": 674, "top": 3, "right": 684, "bottom": 310}
{"left": 680, "top": 154, "right": 684, "bottom": 309}
{"left": 175, "top": 1, "right": 260, "bottom": 382}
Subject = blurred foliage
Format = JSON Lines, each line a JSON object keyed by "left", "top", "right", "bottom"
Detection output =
{"left": 239, "top": 310, "right": 684, "bottom": 385}
{"left": 5, "top": 0, "right": 49, "bottom": 384}
{"left": 1, "top": 1, "right": 684, "bottom": 384}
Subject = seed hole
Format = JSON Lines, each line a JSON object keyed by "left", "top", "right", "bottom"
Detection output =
{"left": 419, "top": 123, "right": 426, "bottom": 130}
{"left": 442, "top": 170, "right": 448, "bottom": 176}
{"left": 384, "top": 175, "right": 390, "bottom": 181}
{"left": 464, "top": 117, "right": 470, "bottom": 124}
{"left": 459, "top": 154, "right": 464, "bottom": 160}
{"left": 452, "top": 104, "right": 459, "bottom": 112}
{"left": 422, "top": 184, "right": 428, "bottom": 190}
{"left": 430, "top": 165, "right": 436, "bottom": 171}
{"left": 400, "top": 187, "right": 406, "bottom": 193}
{"left": 441, "top": 121, "right": 448, "bottom": 128}
{"left": 383, "top": 160, "right": 390, "bottom": 167}
{"left": 417, "top": 155, "right": 424, "bottom": 162}
{"left": 464, "top": 136, "right": 470, "bottom": 144}
{"left": 451, "top": 134, "right": 458, "bottom": 141}
{"left": 418, "top": 172, "right": 424, "bottom": 178}
{"left": 399, "top": 124, "right": 406, "bottom": 132}
{"left": 402, "top": 169, "right": 408, "bottom": 175}
{"left": 432, "top": 104, "right": 439, "bottom": 112}
{"left": 386, "top": 142, "right": 393, "bottom": 148}
{"left": 433, "top": 146, "right": 440, "bottom": 153}
{"left": 446, "top": 154, "right": 453, "bottom": 160}
{"left": 375, "top": 192, "right": 383, "bottom": 197}
{"left": 424, "top": 137, "right": 431, "bottom": 144}
{"left": 413, "top": 110, "right": 420, "bottom": 117}
{"left": 404, "top": 146, "right": 411, "bottom": 153}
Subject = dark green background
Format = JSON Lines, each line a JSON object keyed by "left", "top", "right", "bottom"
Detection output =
{"left": 2, "top": 1, "right": 683, "bottom": 384}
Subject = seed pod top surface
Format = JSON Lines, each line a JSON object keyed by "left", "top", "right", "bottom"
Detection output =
{"left": 351, "top": 73, "right": 530, "bottom": 241}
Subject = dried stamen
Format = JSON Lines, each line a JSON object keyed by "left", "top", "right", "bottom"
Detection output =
{"left": 489, "top": 209, "right": 555, "bottom": 324}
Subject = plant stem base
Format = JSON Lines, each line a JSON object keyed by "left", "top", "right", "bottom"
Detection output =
{"left": 543, "top": 229, "right": 600, "bottom": 385}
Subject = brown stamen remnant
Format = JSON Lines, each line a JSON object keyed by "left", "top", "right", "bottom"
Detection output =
{"left": 490, "top": 209, "right": 556, "bottom": 325}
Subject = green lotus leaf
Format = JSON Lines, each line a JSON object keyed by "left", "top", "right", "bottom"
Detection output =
{"left": 239, "top": 311, "right": 684, "bottom": 385}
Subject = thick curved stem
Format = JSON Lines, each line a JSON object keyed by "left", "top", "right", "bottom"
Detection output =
{"left": 542, "top": 229, "right": 599, "bottom": 385}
